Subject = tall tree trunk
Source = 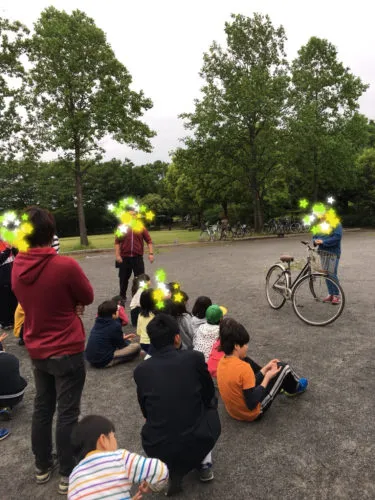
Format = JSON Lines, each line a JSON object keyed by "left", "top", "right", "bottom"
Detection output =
{"left": 221, "top": 200, "right": 228, "bottom": 218}
{"left": 312, "top": 147, "right": 319, "bottom": 202}
{"left": 74, "top": 155, "right": 89, "bottom": 246}
{"left": 252, "top": 189, "right": 263, "bottom": 232}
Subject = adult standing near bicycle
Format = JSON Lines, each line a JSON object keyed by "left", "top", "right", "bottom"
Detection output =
{"left": 313, "top": 218, "right": 343, "bottom": 305}
{"left": 114, "top": 208, "right": 154, "bottom": 303}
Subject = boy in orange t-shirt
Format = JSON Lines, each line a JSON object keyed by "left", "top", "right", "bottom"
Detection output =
{"left": 217, "top": 318, "right": 308, "bottom": 421}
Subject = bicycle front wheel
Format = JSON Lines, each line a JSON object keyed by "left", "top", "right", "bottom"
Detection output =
{"left": 292, "top": 273, "right": 345, "bottom": 326}
{"left": 265, "top": 264, "right": 287, "bottom": 309}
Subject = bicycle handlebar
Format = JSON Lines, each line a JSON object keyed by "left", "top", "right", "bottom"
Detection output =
{"left": 301, "top": 240, "right": 315, "bottom": 250}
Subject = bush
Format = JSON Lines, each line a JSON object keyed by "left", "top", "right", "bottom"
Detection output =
{"left": 341, "top": 213, "right": 375, "bottom": 228}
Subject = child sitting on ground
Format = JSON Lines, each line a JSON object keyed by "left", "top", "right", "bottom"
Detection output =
{"left": 85, "top": 300, "right": 140, "bottom": 368}
{"left": 191, "top": 296, "right": 212, "bottom": 338}
{"left": 137, "top": 289, "right": 155, "bottom": 354}
{"left": 207, "top": 338, "right": 223, "bottom": 380}
{"left": 217, "top": 317, "right": 308, "bottom": 421}
{"left": 0, "top": 332, "right": 27, "bottom": 420}
{"left": 130, "top": 274, "right": 151, "bottom": 327}
{"left": 194, "top": 304, "right": 227, "bottom": 361}
{"left": 111, "top": 295, "right": 129, "bottom": 326}
{"left": 169, "top": 291, "right": 195, "bottom": 349}
{"left": 69, "top": 415, "right": 168, "bottom": 499}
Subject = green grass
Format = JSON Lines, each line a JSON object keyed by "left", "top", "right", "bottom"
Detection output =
{"left": 60, "top": 229, "right": 201, "bottom": 253}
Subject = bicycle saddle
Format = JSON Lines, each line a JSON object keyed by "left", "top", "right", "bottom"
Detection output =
{"left": 280, "top": 255, "right": 294, "bottom": 262}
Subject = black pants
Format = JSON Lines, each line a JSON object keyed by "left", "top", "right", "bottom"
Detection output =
{"left": 245, "top": 358, "right": 300, "bottom": 415}
{"left": 31, "top": 353, "right": 86, "bottom": 476}
{"left": 144, "top": 408, "right": 221, "bottom": 478}
{"left": 118, "top": 256, "right": 145, "bottom": 300}
{"left": 0, "top": 283, "right": 17, "bottom": 327}
{"left": 131, "top": 307, "right": 140, "bottom": 327}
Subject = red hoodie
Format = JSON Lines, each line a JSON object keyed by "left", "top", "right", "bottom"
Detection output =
{"left": 12, "top": 248, "right": 94, "bottom": 359}
{"left": 115, "top": 228, "right": 152, "bottom": 258}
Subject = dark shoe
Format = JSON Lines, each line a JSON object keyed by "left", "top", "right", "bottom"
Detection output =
{"left": 0, "top": 428, "right": 10, "bottom": 440}
{"left": 0, "top": 407, "right": 11, "bottom": 421}
{"left": 1, "top": 324, "right": 13, "bottom": 331}
{"left": 199, "top": 464, "right": 214, "bottom": 482}
{"left": 58, "top": 476, "right": 69, "bottom": 495}
{"left": 165, "top": 475, "right": 183, "bottom": 496}
{"left": 35, "top": 455, "right": 58, "bottom": 484}
{"left": 18, "top": 338, "right": 25, "bottom": 346}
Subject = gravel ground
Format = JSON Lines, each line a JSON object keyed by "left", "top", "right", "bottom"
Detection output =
{"left": 1, "top": 231, "right": 375, "bottom": 500}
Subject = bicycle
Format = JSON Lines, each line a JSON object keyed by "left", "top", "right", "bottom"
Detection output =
{"left": 265, "top": 241, "right": 345, "bottom": 326}
{"left": 220, "top": 225, "right": 234, "bottom": 241}
{"left": 199, "top": 222, "right": 220, "bottom": 242}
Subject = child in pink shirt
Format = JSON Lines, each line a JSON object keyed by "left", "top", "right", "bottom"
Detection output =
{"left": 207, "top": 339, "right": 224, "bottom": 378}
{"left": 112, "top": 296, "right": 129, "bottom": 326}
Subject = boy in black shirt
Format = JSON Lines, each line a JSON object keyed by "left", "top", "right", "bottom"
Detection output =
{"left": 85, "top": 301, "right": 140, "bottom": 368}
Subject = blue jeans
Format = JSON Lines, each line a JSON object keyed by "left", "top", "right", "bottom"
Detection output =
{"left": 326, "top": 257, "right": 340, "bottom": 296}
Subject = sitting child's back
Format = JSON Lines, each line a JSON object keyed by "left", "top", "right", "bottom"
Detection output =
{"left": 193, "top": 305, "right": 225, "bottom": 361}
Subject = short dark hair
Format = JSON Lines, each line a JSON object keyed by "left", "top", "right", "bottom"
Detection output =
{"left": 155, "top": 298, "right": 174, "bottom": 316}
{"left": 97, "top": 300, "right": 118, "bottom": 318}
{"left": 111, "top": 295, "right": 122, "bottom": 304}
{"left": 192, "top": 296, "right": 212, "bottom": 319}
{"left": 169, "top": 290, "right": 189, "bottom": 317}
{"left": 71, "top": 415, "right": 115, "bottom": 462}
{"left": 131, "top": 273, "right": 151, "bottom": 297}
{"left": 219, "top": 317, "right": 250, "bottom": 355}
{"left": 25, "top": 206, "right": 56, "bottom": 248}
{"left": 140, "top": 289, "right": 155, "bottom": 318}
{"left": 147, "top": 313, "right": 180, "bottom": 349}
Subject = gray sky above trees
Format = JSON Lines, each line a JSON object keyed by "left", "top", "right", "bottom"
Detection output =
{"left": 3, "top": 0, "right": 375, "bottom": 164}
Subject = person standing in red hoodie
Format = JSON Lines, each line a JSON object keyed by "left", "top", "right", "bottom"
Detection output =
{"left": 12, "top": 207, "right": 94, "bottom": 496}
{"left": 114, "top": 209, "right": 154, "bottom": 303}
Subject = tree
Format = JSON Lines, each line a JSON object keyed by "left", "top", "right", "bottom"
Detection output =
{"left": 0, "top": 159, "right": 39, "bottom": 211}
{"left": 172, "top": 139, "right": 248, "bottom": 219}
{"left": 27, "top": 7, "right": 155, "bottom": 245}
{"left": 367, "top": 120, "right": 375, "bottom": 148}
{"left": 355, "top": 148, "right": 375, "bottom": 213}
{"left": 288, "top": 37, "right": 368, "bottom": 201}
{"left": 141, "top": 193, "right": 173, "bottom": 215}
{"left": 181, "top": 14, "right": 289, "bottom": 230}
{"left": 0, "top": 18, "right": 29, "bottom": 158}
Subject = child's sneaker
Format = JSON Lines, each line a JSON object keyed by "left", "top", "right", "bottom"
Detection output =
{"left": 283, "top": 378, "right": 308, "bottom": 397}
{"left": 199, "top": 463, "right": 214, "bottom": 482}
{"left": 165, "top": 474, "right": 183, "bottom": 496}
{"left": 58, "top": 476, "right": 69, "bottom": 495}
{"left": 0, "top": 428, "right": 10, "bottom": 440}
{"left": 35, "top": 455, "right": 58, "bottom": 484}
{"left": 323, "top": 295, "right": 333, "bottom": 303}
{"left": 331, "top": 295, "right": 341, "bottom": 305}
{"left": 0, "top": 407, "right": 11, "bottom": 421}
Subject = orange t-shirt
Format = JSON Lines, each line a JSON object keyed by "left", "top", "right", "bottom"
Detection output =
{"left": 217, "top": 356, "right": 261, "bottom": 421}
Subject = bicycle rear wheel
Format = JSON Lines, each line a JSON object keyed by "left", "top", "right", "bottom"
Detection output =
{"left": 292, "top": 273, "right": 345, "bottom": 326}
{"left": 199, "top": 230, "right": 210, "bottom": 242}
{"left": 265, "top": 265, "right": 287, "bottom": 309}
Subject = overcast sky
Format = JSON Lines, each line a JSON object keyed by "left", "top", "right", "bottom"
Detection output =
{"left": 3, "top": 0, "right": 375, "bottom": 165}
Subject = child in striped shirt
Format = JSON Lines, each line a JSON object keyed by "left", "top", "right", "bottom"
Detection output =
{"left": 68, "top": 415, "right": 169, "bottom": 500}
